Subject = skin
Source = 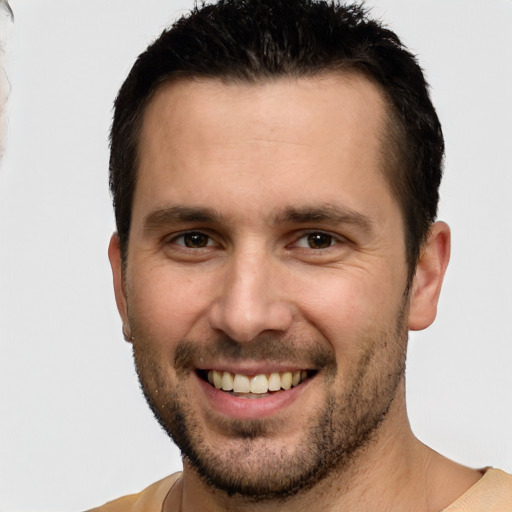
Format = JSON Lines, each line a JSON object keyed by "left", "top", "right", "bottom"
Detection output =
{"left": 109, "top": 74, "right": 481, "bottom": 511}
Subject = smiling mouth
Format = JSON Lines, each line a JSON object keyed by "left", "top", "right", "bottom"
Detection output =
{"left": 197, "top": 369, "right": 313, "bottom": 397}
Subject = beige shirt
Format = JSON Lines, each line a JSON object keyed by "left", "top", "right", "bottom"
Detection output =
{"left": 441, "top": 469, "right": 512, "bottom": 511}
{"left": 87, "top": 468, "right": 512, "bottom": 511}
{"left": 86, "top": 474, "right": 180, "bottom": 512}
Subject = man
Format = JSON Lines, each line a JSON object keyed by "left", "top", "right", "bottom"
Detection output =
{"left": 91, "top": 0, "right": 512, "bottom": 510}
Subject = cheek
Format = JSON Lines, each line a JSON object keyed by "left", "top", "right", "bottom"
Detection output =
{"left": 127, "top": 266, "right": 216, "bottom": 341}
{"left": 294, "top": 267, "right": 403, "bottom": 349}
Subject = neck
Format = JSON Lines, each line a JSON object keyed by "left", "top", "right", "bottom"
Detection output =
{"left": 165, "top": 383, "right": 481, "bottom": 512}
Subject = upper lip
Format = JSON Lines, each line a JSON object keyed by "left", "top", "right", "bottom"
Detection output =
{"left": 195, "top": 362, "right": 313, "bottom": 375}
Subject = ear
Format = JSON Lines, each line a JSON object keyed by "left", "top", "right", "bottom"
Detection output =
{"left": 408, "top": 221, "right": 451, "bottom": 331}
{"left": 108, "top": 233, "right": 132, "bottom": 342}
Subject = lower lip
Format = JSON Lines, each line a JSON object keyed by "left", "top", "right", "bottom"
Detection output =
{"left": 196, "top": 373, "right": 312, "bottom": 420}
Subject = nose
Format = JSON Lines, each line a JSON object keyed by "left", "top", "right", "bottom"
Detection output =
{"left": 207, "top": 249, "right": 294, "bottom": 342}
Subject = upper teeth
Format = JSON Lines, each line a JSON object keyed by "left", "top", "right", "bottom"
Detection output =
{"left": 207, "top": 370, "right": 308, "bottom": 394}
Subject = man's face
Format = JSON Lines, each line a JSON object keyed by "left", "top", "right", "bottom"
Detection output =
{"left": 111, "top": 74, "right": 414, "bottom": 498}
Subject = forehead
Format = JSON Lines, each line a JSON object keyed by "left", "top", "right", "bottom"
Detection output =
{"left": 134, "top": 73, "right": 395, "bottom": 228}
{"left": 140, "top": 72, "right": 388, "bottom": 157}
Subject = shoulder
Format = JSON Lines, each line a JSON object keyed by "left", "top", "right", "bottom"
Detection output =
{"left": 442, "top": 468, "right": 512, "bottom": 511}
{"left": 85, "top": 473, "right": 182, "bottom": 512}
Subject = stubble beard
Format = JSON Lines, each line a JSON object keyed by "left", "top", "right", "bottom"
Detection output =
{"left": 131, "top": 302, "right": 408, "bottom": 501}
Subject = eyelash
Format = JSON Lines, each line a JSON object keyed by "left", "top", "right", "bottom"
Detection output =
{"left": 167, "top": 230, "right": 343, "bottom": 251}
{"left": 168, "top": 231, "right": 219, "bottom": 249}
{"left": 293, "top": 231, "right": 339, "bottom": 250}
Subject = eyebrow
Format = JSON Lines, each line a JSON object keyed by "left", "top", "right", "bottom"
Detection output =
{"left": 273, "top": 204, "right": 374, "bottom": 233}
{"left": 143, "top": 205, "right": 227, "bottom": 231}
{"left": 143, "top": 203, "right": 373, "bottom": 233}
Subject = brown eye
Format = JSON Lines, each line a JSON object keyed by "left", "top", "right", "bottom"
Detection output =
{"left": 307, "top": 232, "right": 333, "bottom": 249}
{"left": 183, "top": 232, "right": 210, "bottom": 248}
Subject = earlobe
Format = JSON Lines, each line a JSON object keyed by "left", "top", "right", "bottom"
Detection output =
{"left": 408, "top": 221, "right": 451, "bottom": 331}
{"left": 108, "top": 233, "right": 132, "bottom": 342}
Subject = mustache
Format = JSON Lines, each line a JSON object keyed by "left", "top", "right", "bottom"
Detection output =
{"left": 173, "top": 333, "right": 336, "bottom": 372}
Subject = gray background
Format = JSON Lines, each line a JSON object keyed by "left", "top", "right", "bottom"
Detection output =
{"left": 0, "top": 1, "right": 511, "bottom": 510}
